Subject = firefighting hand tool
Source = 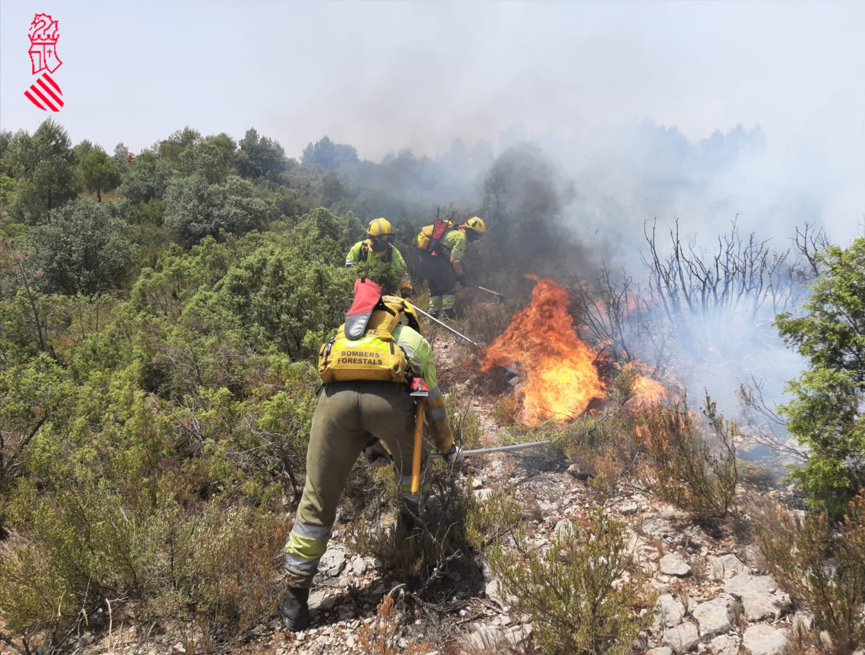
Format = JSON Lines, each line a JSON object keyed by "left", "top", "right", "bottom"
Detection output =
{"left": 432, "top": 440, "right": 552, "bottom": 458}
{"left": 468, "top": 283, "right": 505, "bottom": 302}
{"left": 408, "top": 303, "right": 482, "bottom": 349}
{"left": 410, "top": 378, "right": 429, "bottom": 494}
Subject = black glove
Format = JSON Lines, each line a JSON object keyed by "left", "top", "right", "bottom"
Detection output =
{"left": 443, "top": 443, "right": 465, "bottom": 465}
{"left": 455, "top": 273, "right": 467, "bottom": 287}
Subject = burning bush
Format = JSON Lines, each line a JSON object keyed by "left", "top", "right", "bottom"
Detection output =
{"left": 478, "top": 276, "right": 670, "bottom": 428}
{"left": 479, "top": 276, "right": 606, "bottom": 426}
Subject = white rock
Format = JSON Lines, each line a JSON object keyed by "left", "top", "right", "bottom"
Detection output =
{"left": 553, "top": 518, "right": 574, "bottom": 539}
{"left": 643, "top": 513, "right": 680, "bottom": 542}
{"left": 474, "top": 488, "right": 493, "bottom": 502}
{"left": 660, "top": 552, "right": 692, "bottom": 576}
{"left": 709, "top": 554, "right": 746, "bottom": 580}
{"left": 647, "top": 649, "right": 674, "bottom": 655}
{"left": 620, "top": 501, "right": 638, "bottom": 515}
{"left": 352, "top": 557, "right": 366, "bottom": 575}
{"left": 663, "top": 621, "right": 700, "bottom": 653}
{"left": 654, "top": 594, "right": 687, "bottom": 628}
{"left": 724, "top": 573, "right": 790, "bottom": 621}
{"left": 485, "top": 579, "right": 500, "bottom": 599}
{"left": 709, "top": 634, "right": 740, "bottom": 655}
{"left": 742, "top": 624, "right": 789, "bottom": 655}
{"left": 317, "top": 545, "right": 347, "bottom": 578}
{"left": 463, "top": 624, "right": 529, "bottom": 650}
{"left": 692, "top": 598, "right": 733, "bottom": 638}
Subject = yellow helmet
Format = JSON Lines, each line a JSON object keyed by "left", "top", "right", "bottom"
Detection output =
{"left": 381, "top": 295, "right": 421, "bottom": 334}
{"left": 367, "top": 218, "right": 394, "bottom": 242}
{"left": 463, "top": 216, "right": 486, "bottom": 236}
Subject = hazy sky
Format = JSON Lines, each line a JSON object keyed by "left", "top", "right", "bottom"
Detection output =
{"left": 2, "top": 1, "right": 863, "bottom": 162}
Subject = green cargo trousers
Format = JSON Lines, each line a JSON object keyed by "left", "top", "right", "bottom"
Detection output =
{"left": 283, "top": 381, "right": 429, "bottom": 588}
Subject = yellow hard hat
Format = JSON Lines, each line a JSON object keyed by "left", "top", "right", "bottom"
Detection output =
{"left": 463, "top": 216, "right": 486, "bottom": 235}
{"left": 382, "top": 295, "right": 421, "bottom": 334}
{"left": 367, "top": 218, "right": 394, "bottom": 241}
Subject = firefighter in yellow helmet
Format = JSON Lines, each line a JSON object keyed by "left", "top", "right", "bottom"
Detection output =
{"left": 278, "top": 279, "right": 462, "bottom": 631}
{"left": 346, "top": 218, "right": 413, "bottom": 299}
{"left": 416, "top": 216, "right": 486, "bottom": 318}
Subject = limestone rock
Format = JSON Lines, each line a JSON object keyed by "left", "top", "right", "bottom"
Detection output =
{"left": 316, "top": 545, "right": 347, "bottom": 579}
{"left": 692, "top": 598, "right": 733, "bottom": 638}
{"left": 742, "top": 624, "right": 789, "bottom": 655}
{"left": 474, "top": 488, "right": 493, "bottom": 502}
{"left": 643, "top": 513, "right": 673, "bottom": 537}
{"left": 663, "top": 621, "right": 700, "bottom": 653}
{"left": 485, "top": 579, "right": 499, "bottom": 599}
{"left": 654, "top": 594, "right": 686, "bottom": 628}
{"left": 553, "top": 518, "right": 574, "bottom": 539}
{"left": 709, "top": 554, "right": 746, "bottom": 580}
{"left": 724, "top": 573, "right": 790, "bottom": 621}
{"left": 710, "top": 634, "right": 740, "bottom": 655}
{"left": 647, "top": 649, "right": 674, "bottom": 655}
{"left": 660, "top": 552, "right": 692, "bottom": 576}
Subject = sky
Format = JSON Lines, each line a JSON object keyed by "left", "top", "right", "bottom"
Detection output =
{"left": 1, "top": 1, "right": 864, "bottom": 239}
{"left": 1, "top": 1, "right": 863, "bottom": 158}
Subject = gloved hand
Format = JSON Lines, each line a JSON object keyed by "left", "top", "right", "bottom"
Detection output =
{"left": 442, "top": 443, "right": 464, "bottom": 465}
{"left": 364, "top": 438, "right": 391, "bottom": 469}
{"left": 455, "top": 273, "right": 467, "bottom": 287}
{"left": 400, "top": 288, "right": 413, "bottom": 300}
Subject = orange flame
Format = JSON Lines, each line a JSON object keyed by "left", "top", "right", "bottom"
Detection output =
{"left": 479, "top": 276, "right": 607, "bottom": 426}
{"left": 627, "top": 373, "right": 670, "bottom": 410}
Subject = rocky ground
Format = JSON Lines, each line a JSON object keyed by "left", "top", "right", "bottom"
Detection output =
{"left": 19, "top": 334, "right": 857, "bottom": 655}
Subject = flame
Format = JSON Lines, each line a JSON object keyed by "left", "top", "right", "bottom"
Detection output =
{"left": 479, "top": 276, "right": 607, "bottom": 426}
{"left": 628, "top": 373, "right": 670, "bottom": 409}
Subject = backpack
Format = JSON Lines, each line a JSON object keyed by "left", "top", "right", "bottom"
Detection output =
{"left": 318, "top": 278, "right": 409, "bottom": 384}
{"left": 416, "top": 218, "right": 453, "bottom": 255}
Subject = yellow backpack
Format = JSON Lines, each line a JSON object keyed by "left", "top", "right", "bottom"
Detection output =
{"left": 318, "top": 280, "right": 409, "bottom": 384}
{"left": 416, "top": 217, "right": 453, "bottom": 254}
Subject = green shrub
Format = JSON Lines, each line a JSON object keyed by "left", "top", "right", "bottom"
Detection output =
{"left": 490, "top": 508, "right": 652, "bottom": 655}
{"left": 775, "top": 238, "right": 865, "bottom": 515}
{"left": 446, "top": 391, "right": 483, "bottom": 451}
{"left": 755, "top": 492, "right": 865, "bottom": 654}
{"left": 28, "top": 199, "right": 133, "bottom": 296}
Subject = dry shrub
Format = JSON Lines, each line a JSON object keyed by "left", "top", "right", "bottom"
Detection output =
{"left": 456, "top": 298, "right": 513, "bottom": 347}
{"left": 632, "top": 395, "right": 738, "bottom": 520}
{"left": 358, "top": 594, "right": 435, "bottom": 655}
{"left": 345, "top": 461, "right": 483, "bottom": 594}
{"left": 464, "top": 484, "right": 523, "bottom": 552}
{"left": 491, "top": 392, "right": 520, "bottom": 426}
{"left": 489, "top": 508, "right": 653, "bottom": 655}
{"left": 0, "top": 497, "right": 287, "bottom": 654}
{"left": 754, "top": 491, "right": 865, "bottom": 654}
{"left": 447, "top": 391, "right": 483, "bottom": 451}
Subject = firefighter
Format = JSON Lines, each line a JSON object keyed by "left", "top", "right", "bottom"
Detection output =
{"left": 278, "top": 279, "right": 463, "bottom": 631}
{"left": 416, "top": 216, "right": 486, "bottom": 318}
{"left": 346, "top": 218, "right": 413, "bottom": 299}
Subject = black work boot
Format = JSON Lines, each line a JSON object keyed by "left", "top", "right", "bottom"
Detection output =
{"left": 278, "top": 587, "right": 310, "bottom": 631}
{"left": 398, "top": 509, "right": 417, "bottom": 534}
